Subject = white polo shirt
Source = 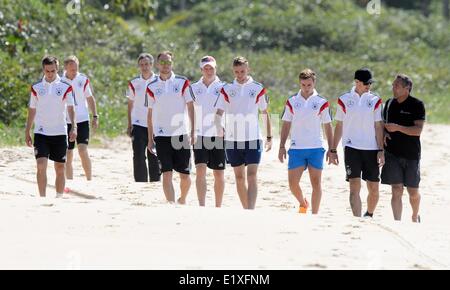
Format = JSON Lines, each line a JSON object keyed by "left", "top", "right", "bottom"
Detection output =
{"left": 282, "top": 90, "right": 331, "bottom": 149}
{"left": 127, "top": 74, "right": 157, "bottom": 128}
{"left": 145, "top": 72, "right": 194, "bottom": 137}
{"left": 215, "top": 76, "right": 268, "bottom": 142}
{"left": 191, "top": 76, "right": 224, "bottom": 137}
{"left": 29, "top": 75, "right": 75, "bottom": 136}
{"left": 335, "top": 87, "right": 383, "bottom": 150}
{"left": 61, "top": 72, "right": 92, "bottom": 123}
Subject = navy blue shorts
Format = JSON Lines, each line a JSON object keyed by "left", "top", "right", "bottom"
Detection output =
{"left": 225, "top": 140, "right": 262, "bottom": 167}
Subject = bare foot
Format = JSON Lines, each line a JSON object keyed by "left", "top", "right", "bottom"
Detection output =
{"left": 177, "top": 197, "right": 186, "bottom": 205}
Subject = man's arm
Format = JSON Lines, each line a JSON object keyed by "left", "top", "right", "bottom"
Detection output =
{"left": 187, "top": 101, "right": 195, "bottom": 145}
{"left": 375, "top": 121, "right": 385, "bottom": 166}
{"left": 67, "top": 105, "right": 77, "bottom": 142}
{"left": 25, "top": 108, "right": 36, "bottom": 147}
{"left": 261, "top": 109, "right": 272, "bottom": 151}
{"left": 278, "top": 121, "right": 291, "bottom": 163}
{"left": 385, "top": 120, "right": 424, "bottom": 137}
{"left": 87, "top": 95, "right": 98, "bottom": 130}
{"left": 215, "top": 109, "right": 224, "bottom": 137}
{"left": 127, "top": 100, "right": 134, "bottom": 137}
{"left": 147, "top": 108, "right": 156, "bottom": 155}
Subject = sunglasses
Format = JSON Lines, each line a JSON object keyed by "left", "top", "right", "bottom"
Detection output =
{"left": 159, "top": 60, "right": 172, "bottom": 65}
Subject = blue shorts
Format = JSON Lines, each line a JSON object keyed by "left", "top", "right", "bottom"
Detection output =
{"left": 225, "top": 140, "right": 262, "bottom": 167}
{"left": 288, "top": 148, "right": 325, "bottom": 170}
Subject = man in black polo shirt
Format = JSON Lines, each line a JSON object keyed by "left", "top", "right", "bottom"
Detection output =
{"left": 382, "top": 74, "right": 425, "bottom": 223}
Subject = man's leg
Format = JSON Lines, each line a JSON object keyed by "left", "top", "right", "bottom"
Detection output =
{"left": 77, "top": 144, "right": 92, "bottom": 181}
{"left": 391, "top": 184, "right": 404, "bottom": 221}
{"left": 195, "top": 164, "right": 207, "bottom": 206}
{"left": 308, "top": 166, "right": 323, "bottom": 214}
{"left": 36, "top": 157, "right": 48, "bottom": 197}
{"left": 366, "top": 181, "right": 380, "bottom": 216}
{"left": 162, "top": 171, "right": 175, "bottom": 202}
{"left": 246, "top": 164, "right": 259, "bottom": 210}
{"left": 288, "top": 167, "right": 306, "bottom": 206}
{"left": 233, "top": 165, "right": 248, "bottom": 209}
{"left": 132, "top": 126, "right": 148, "bottom": 182}
{"left": 349, "top": 178, "right": 362, "bottom": 217}
{"left": 65, "top": 149, "right": 74, "bottom": 180}
{"left": 213, "top": 169, "right": 225, "bottom": 208}
{"left": 407, "top": 187, "right": 421, "bottom": 222}
{"left": 178, "top": 173, "right": 191, "bottom": 204}
{"left": 54, "top": 162, "right": 66, "bottom": 194}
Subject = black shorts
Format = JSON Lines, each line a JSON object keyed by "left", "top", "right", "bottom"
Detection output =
{"left": 193, "top": 136, "right": 226, "bottom": 170}
{"left": 33, "top": 133, "right": 68, "bottom": 163}
{"left": 381, "top": 150, "right": 420, "bottom": 188}
{"left": 67, "top": 121, "right": 90, "bottom": 150}
{"left": 344, "top": 146, "right": 380, "bottom": 182}
{"left": 154, "top": 135, "right": 191, "bottom": 174}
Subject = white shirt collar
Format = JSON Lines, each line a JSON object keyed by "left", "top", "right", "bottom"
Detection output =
{"left": 297, "top": 89, "right": 319, "bottom": 100}
{"left": 233, "top": 76, "right": 253, "bottom": 86}
{"left": 200, "top": 76, "right": 220, "bottom": 87}
{"left": 159, "top": 72, "right": 175, "bottom": 82}
{"left": 351, "top": 86, "right": 371, "bottom": 98}
{"left": 141, "top": 72, "right": 155, "bottom": 81}
{"left": 42, "top": 74, "right": 61, "bottom": 85}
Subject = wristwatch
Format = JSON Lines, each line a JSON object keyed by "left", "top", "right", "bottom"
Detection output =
{"left": 330, "top": 149, "right": 337, "bottom": 153}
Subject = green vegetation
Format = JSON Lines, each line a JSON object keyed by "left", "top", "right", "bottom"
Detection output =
{"left": 1, "top": 0, "right": 449, "bottom": 146}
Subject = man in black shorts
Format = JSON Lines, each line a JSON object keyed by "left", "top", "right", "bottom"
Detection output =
{"left": 191, "top": 56, "right": 226, "bottom": 207}
{"left": 146, "top": 51, "right": 196, "bottom": 204}
{"left": 25, "top": 56, "right": 77, "bottom": 197}
{"left": 382, "top": 74, "right": 425, "bottom": 223}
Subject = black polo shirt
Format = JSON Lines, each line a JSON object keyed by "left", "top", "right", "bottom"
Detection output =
{"left": 383, "top": 95, "right": 425, "bottom": 160}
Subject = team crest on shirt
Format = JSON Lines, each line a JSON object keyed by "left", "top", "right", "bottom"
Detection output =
{"left": 173, "top": 85, "right": 180, "bottom": 93}
{"left": 367, "top": 100, "right": 374, "bottom": 108}
{"left": 155, "top": 88, "right": 163, "bottom": 96}
{"left": 294, "top": 102, "right": 302, "bottom": 109}
{"left": 347, "top": 100, "right": 355, "bottom": 108}
{"left": 195, "top": 88, "right": 204, "bottom": 96}
{"left": 312, "top": 101, "right": 320, "bottom": 110}
{"left": 214, "top": 88, "right": 221, "bottom": 97}
{"left": 78, "top": 80, "right": 84, "bottom": 88}
{"left": 248, "top": 89, "right": 257, "bottom": 98}
{"left": 229, "top": 90, "right": 237, "bottom": 98}
{"left": 55, "top": 86, "right": 64, "bottom": 97}
{"left": 38, "top": 88, "right": 46, "bottom": 96}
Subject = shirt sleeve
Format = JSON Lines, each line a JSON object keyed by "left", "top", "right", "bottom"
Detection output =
{"left": 127, "top": 81, "right": 135, "bottom": 101}
{"left": 335, "top": 98, "right": 345, "bottom": 121}
{"left": 319, "top": 101, "right": 332, "bottom": 124}
{"left": 145, "top": 86, "right": 155, "bottom": 108}
{"left": 29, "top": 86, "right": 37, "bottom": 108}
{"left": 215, "top": 87, "right": 228, "bottom": 111}
{"left": 281, "top": 99, "right": 293, "bottom": 122}
{"left": 182, "top": 80, "right": 194, "bottom": 103}
{"left": 374, "top": 98, "right": 383, "bottom": 122}
{"left": 414, "top": 100, "right": 426, "bottom": 121}
{"left": 256, "top": 88, "right": 268, "bottom": 111}
{"left": 83, "top": 78, "right": 93, "bottom": 98}
{"left": 66, "top": 87, "right": 75, "bottom": 107}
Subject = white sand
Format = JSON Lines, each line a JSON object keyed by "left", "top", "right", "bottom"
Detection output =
{"left": 0, "top": 124, "right": 449, "bottom": 269}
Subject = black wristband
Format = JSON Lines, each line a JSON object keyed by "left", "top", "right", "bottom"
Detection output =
{"left": 330, "top": 149, "right": 337, "bottom": 153}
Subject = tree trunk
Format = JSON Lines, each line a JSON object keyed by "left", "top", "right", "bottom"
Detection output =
{"left": 444, "top": 0, "right": 450, "bottom": 20}
{"left": 421, "top": 0, "right": 431, "bottom": 17}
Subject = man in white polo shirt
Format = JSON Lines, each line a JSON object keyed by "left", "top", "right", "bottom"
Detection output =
{"left": 330, "top": 68, "right": 385, "bottom": 218}
{"left": 126, "top": 53, "right": 160, "bottom": 182}
{"left": 25, "top": 56, "right": 77, "bottom": 197}
{"left": 278, "top": 69, "right": 333, "bottom": 214}
{"left": 191, "top": 56, "right": 226, "bottom": 207}
{"left": 146, "top": 51, "right": 195, "bottom": 204}
{"left": 62, "top": 55, "right": 98, "bottom": 182}
{"left": 215, "top": 56, "right": 272, "bottom": 210}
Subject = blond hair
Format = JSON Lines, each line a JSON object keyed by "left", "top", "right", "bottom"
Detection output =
{"left": 64, "top": 55, "right": 79, "bottom": 66}
{"left": 299, "top": 68, "right": 316, "bottom": 82}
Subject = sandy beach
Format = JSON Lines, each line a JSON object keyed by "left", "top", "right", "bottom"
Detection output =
{"left": 0, "top": 124, "right": 449, "bottom": 269}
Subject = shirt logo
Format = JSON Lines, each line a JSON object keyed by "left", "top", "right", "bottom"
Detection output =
{"left": 346, "top": 138, "right": 352, "bottom": 145}
{"left": 214, "top": 88, "right": 221, "bottom": 97}
{"left": 249, "top": 89, "right": 257, "bottom": 98}
{"left": 400, "top": 110, "right": 411, "bottom": 114}
{"left": 195, "top": 88, "right": 204, "bottom": 96}
{"left": 291, "top": 140, "right": 296, "bottom": 146}
{"left": 78, "top": 80, "right": 84, "bottom": 88}
{"left": 158, "top": 128, "right": 164, "bottom": 134}
{"left": 173, "top": 85, "right": 180, "bottom": 94}
{"left": 347, "top": 100, "right": 355, "bottom": 108}
{"left": 367, "top": 100, "right": 374, "bottom": 108}
{"left": 312, "top": 101, "right": 319, "bottom": 110}
{"left": 38, "top": 88, "right": 46, "bottom": 96}
{"left": 155, "top": 88, "right": 163, "bottom": 96}
{"left": 229, "top": 90, "right": 237, "bottom": 98}
{"left": 55, "top": 87, "right": 63, "bottom": 97}
{"left": 38, "top": 126, "right": 44, "bottom": 132}
{"left": 294, "top": 102, "right": 302, "bottom": 109}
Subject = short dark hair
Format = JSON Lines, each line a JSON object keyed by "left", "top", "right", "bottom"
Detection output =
{"left": 396, "top": 74, "right": 413, "bottom": 92}
{"left": 299, "top": 68, "right": 316, "bottom": 82}
{"left": 157, "top": 51, "right": 173, "bottom": 61}
{"left": 42, "top": 55, "right": 59, "bottom": 68}
{"left": 233, "top": 56, "right": 248, "bottom": 67}
{"left": 137, "top": 53, "right": 154, "bottom": 64}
